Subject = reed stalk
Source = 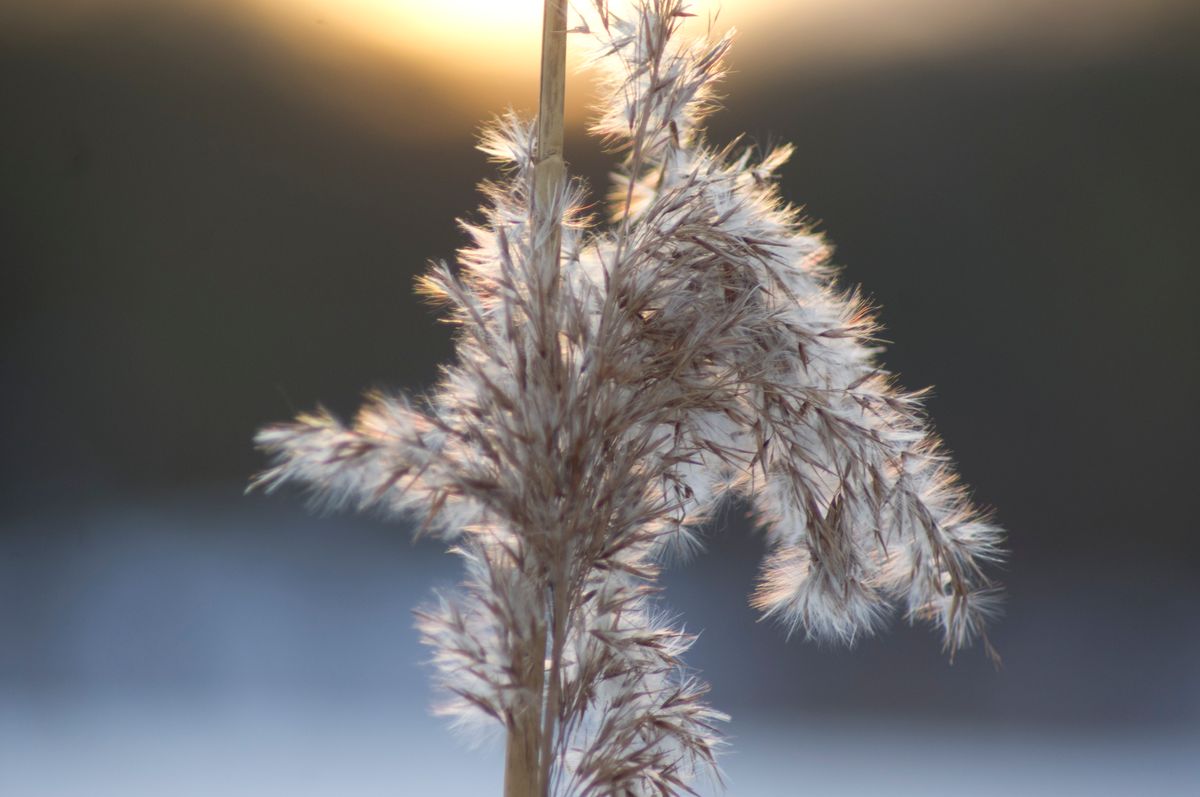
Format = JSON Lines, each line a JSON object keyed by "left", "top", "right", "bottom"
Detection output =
{"left": 503, "top": 2, "right": 568, "bottom": 796}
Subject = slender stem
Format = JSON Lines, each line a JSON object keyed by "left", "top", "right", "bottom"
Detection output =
{"left": 504, "top": 618, "right": 547, "bottom": 797}
{"left": 504, "top": 3, "right": 568, "bottom": 797}
{"left": 538, "top": 572, "right": 570, "bottom": 796}
{"left": 532, "top": 0, "right": 569, "bottom": 310}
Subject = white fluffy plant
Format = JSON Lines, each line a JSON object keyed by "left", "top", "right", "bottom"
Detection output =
{"left": 253, "top": 1, "right": 1005, "bottom": 795}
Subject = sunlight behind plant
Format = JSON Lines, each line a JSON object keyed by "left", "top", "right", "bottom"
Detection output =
{"left": 5, "top": 0, "right": 1185, "bottom": 74}
{"left": 259, "top": 0, "right": 1185, "bottom": 79}
{"left": 275, "top": 0, "right": 543, "bottom": 73}
{"left": 2, "top": 0, "right": 1189, "bottom": 143}
{"left": 237, "top": 0, "right": 1188, "bottom": 138}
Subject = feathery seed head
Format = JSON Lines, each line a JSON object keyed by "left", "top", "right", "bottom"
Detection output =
{"left": 253, "top": 1, "right": 1005, "bottom": 792}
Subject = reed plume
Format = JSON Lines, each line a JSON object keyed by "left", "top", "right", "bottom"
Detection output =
{"left": 253, "top": 2, "right": 1005, "bottom": 794}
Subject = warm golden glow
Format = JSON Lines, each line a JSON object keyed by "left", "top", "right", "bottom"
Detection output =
{"left": 277, "top": 0, "right": 543, "bottom": 74}
{"left": 9, "top": 1, "right": 1175, "bottom": 82}
{"left": 4, "top": 0, "right": 1179, "bottom": 140}
{"left": 254, "top": 0, "right": 1171, "bottom": 81}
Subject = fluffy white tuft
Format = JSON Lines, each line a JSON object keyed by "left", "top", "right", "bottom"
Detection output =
{"left": 253, "top": 1, "right": 1006, "bottom": 792}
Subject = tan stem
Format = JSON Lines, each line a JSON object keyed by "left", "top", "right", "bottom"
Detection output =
{"left": 505, "top": 3, "right": 568, "bottom": 797}
{"left": 532, "top": 0, "right": 568, "bottom": 307}
{"left": 538, "top": 576, "right": 569, "bottom": 795}
{"left": 504, "top": 620, "right": 547, "bottom": 797}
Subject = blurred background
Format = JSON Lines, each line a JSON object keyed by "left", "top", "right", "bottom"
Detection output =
{"left": 2, "top": 1, "right": 1198, "bottom": 794}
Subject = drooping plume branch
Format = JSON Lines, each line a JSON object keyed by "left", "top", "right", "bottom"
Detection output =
{"left": 253, "top": 2, "right": 1005, "bottom": 795}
